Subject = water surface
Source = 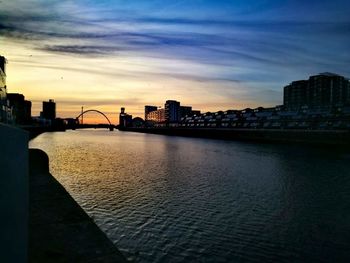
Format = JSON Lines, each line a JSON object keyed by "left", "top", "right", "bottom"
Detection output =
{"left": 30, "top": 129, "right": 350, "bottom": 262}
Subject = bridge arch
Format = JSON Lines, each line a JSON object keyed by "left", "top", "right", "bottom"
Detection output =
{"left": 76, "top": 109, "right": 112, "bottom": 126}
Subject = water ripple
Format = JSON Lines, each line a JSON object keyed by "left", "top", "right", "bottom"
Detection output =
{"left": 30, "top": 130, "right": 350, "bottom": 262}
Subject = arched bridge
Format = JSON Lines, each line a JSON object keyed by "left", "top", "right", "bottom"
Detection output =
{"left": 75, "top": 109, "right": 114, "bottom": 131}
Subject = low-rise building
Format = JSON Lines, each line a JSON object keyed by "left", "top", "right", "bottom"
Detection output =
{"left": 180, "top": 106, "right": 192, "bottom": 118}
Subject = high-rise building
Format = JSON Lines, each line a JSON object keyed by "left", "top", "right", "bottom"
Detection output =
{"left": 145, "top": 105, "right": 158, "bottom": 120}
{"left": 283, "top": 80, "right": 308, "bottom": 110}
{"left": 42, "top": 99, "right": 56, "bottom": 120}
{"left": 308, "top": 73, "right": 349, "bottom": 109}
{"left": 7, "top": 93, "right": 32, "bottom": 124}
{"left": 165, "top": 100, "right": 180, "bottom": 123}
{"left": 24, "top": 100, "right": 32, "bottom": 123}
{"left": 283, "top": 73, "right": 350, "bottom": 110}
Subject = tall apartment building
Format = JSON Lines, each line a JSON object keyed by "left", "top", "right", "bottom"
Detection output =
{"left": 165, "top": 100, "right": 180, "bottom": 123}
{"left": 308, "top": 73, "right": 349, "bottom": 109}
{"left": 283, "top": 80, "right": 308, "bottom": 111}
{"left": 41, "top": 99, "right": 56, "bottom": 120}
{"left": 284, "top": 73, "right": 350, "bottom": 110}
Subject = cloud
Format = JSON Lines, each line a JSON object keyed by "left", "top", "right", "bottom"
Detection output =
{"left": 2, "top": 0, "right": 350, "bottom": 113}
{"left": 40, "top": 45, "right": 120, "bottom": 56}
{"left": 2, "top": 1, "right": 349, "bottom": 68}
{"left": 32, "top": 97, "right": 142, "bottom": 107}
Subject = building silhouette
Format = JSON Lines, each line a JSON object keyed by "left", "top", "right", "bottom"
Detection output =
{"left": 180, "top": 106, "right": 192, "bottom": 118}
{"left": 178, "top": 73, "right": 350, "bottom": 130}
{"left": 165, "top": 100, "right": 180, "bottom": 123}
{"left": 41, "top": 99, "right": 56, "bottom": 120}
{"left": 0, "top": 55, "right": 12, "bottom": 123}
{"left": 131, "top": 117, "right": 145, "bottom": 128}
{"left": 284, "top": 80, "right": 308, "bottom": 111}
{"left": 146, "top": 108, "right": 166, "bottom": 123}
{"left": 284, "top": 73, "right": 350, "bottom": 110}
{"left": 144, "top": 100, "right": 201, "bottom": 126}
{"left": 145, "top": 105, "right": 158, "bottom": 121}
{"left": 7, "top": 93, "right": 32, "bottom": 124}
{"left": 137, "top": 73, "right": 350, "bottom": 130}
{"left": 308, "top": 73, "right": 350, "bottom": 109}
{"left": 0, "top": 56, "right": 7, "bottom": 122}
{"left": 119, "top": 107, "right": 132, "bottom": 128}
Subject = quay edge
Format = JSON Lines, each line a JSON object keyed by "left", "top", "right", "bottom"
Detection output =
{"left": 118, "top": 127, "right": 350, "bottom": 146}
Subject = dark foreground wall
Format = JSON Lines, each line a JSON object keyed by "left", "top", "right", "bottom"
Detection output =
{"left": 120, "top": 127, "right": 350, "bottom": 145}
{"left": 0, "top": 123, "right": 28, "bottom": 263}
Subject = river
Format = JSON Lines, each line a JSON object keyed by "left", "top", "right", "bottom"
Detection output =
{"left": 29, "top": 129, "right": 350, "bottom": 262}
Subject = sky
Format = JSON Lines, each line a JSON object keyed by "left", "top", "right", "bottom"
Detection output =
{"left": 1, "top": 0, "right": 350, "bottom": 123}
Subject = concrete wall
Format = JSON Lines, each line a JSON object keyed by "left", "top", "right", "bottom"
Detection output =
{"left": 0, "top": 123, "right": 28, "bottom": 262}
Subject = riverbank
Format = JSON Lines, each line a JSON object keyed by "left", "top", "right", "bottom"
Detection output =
{"left": 29, "top": 148, "right": 127, "bottom": 262}
{"left": 119, "top": 127, "right": 350, "bottom": 145}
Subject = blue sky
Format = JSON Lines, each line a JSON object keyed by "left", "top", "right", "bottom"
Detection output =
{"left": 1, "top": 0, "right": 350, "bottom": 121}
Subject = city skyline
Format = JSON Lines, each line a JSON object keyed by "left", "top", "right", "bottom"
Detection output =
{"left": 1, "top": 0, "right": 350, "bottom": 123}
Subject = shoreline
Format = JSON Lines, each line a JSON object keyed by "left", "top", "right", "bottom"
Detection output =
{"left": 119, "top": 127, "right": 350, "bottom": 146}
